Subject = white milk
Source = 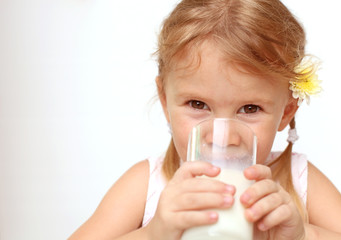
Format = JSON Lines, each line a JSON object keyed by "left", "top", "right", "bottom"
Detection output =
{"left": 181, "top": 169, "right": 253, "bottom": 240}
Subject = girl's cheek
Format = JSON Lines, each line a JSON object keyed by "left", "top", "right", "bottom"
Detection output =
{"left": 254, "top": 134, "right": 274, "bottom": 165}
{"left": 172, "top": 130, "right": 191, "bottom": 161}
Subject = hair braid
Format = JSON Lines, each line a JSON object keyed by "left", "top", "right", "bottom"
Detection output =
{"left": 268, "top": 117, "right": 308, "bottom": 222}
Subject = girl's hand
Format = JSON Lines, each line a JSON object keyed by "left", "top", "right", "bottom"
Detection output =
{"left": 241, "top": 164, "right": 305, "bottom": 240}
{"left": 145, "top": 161, "right": 236, "bottom": 240}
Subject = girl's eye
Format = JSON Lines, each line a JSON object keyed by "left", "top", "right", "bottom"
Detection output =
{"left": 189, "top": 100, "right": 209, "bottom": 110}
{"left": 239, "top": 104, "right": 260, "bottom": 114}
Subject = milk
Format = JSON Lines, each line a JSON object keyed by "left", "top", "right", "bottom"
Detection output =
{"left": 181, "top": 169, "right": 253, "bottom": 240}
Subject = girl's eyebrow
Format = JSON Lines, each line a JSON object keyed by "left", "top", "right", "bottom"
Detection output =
{"left": 243, "top": 95, "right": 274, "bottom": 103}
{"left": 236, "top": 96, "right": 276, "bottom": 107}
{"left": 173, "top": 88, "right": 212, "bottom": 101}
{"left": 174, "top": 86, "right": 274, "bottom": 101}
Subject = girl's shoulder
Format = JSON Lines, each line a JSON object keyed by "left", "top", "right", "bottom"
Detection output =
{"left": 306, "top": 161, "right": 341, "bottom": 232}
{"left": 96, "top": 160, "right": 150, "bottom": 228}
{"left": 267, "top": 151, "right": 308, "bottom": 179}
{"left": 69, "top": 160, "right": 150, "bottom": 238}
{"left": 147, "top": 155, "right": 165, "bottom": 175}
{"left": 267, "top": 151, "right": 308, "bottom": 204}
{"left": 142, "top": 155, "right": 167, "bottom": 226}
{"left": 267, "top": 151, "right": 308, "bottom": 162}
{"left": 291, "top": 152, "right": 308, "bottom": 204}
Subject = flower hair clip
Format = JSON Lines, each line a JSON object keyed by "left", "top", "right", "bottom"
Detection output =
{"left": 289, "top": 58, "right": 322, "bottom": 106}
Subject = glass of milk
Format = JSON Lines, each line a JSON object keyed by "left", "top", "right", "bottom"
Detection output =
{"left": 182, "top": 118, "right": 257, "bottom": 240}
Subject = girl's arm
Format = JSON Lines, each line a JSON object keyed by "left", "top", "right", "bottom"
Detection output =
{"left": 69, "top": 160, "right": 235, "bottom": 240}
{"left": 68, "top": 160, "right": 150, "bottom": 240}
{"left": 305, "top": 162, "right": 341, "bottom": 239}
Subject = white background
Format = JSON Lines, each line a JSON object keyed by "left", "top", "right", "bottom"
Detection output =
{"left": 0, "top": 0, "right": 340, "bottom": 239}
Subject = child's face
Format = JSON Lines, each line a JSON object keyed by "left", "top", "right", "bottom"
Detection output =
{"left": 158, "top": 41, "right": 298, "bottom": 164}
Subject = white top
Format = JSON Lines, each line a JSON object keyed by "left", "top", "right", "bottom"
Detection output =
{"left": 142, "top": 152, "right": 308, "bottom": 227}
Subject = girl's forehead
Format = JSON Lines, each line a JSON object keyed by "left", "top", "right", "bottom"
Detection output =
{"left": 165, "top": 41, "right": 290, "bottom": 99}
{"left": 167, "top": 41, "right": 268, "bottom": 83}
{"left": 167, "top": 40, "right": 271, "bottom": 81}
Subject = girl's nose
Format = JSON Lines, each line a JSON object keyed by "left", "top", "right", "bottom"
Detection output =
{"left": 211, "top": 119, "right": 242, "bottom": 147}
{"left": 207, "top": 127, "right": 242, "bottom": 148}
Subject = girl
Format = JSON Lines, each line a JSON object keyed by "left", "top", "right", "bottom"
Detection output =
{"left": 69, "top": 0, "right": 341, "bottom": 239}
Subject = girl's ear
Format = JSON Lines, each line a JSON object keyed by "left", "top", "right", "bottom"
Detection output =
{"left": 156, "top": 76, "right": 170, "bottom": 123}
{"left": 278, "top": 97, "right": 299, "bottom": 131}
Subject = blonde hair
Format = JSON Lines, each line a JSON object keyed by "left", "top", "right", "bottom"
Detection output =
{"left": 156, "top": 0, "right": 308, "bottom": 220}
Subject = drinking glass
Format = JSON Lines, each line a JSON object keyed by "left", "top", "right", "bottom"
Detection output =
{"left": 181, "top": 118, "right": 257, "bottom": 240}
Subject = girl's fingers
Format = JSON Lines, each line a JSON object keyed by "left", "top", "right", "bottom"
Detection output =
{"left": 243, "top": 164, "right": 272, "bottom": 181}
{"left": 178, "top": 177, "right": 236, "bottom": 195}
{"left": 240, "top": 178, "right": 280, "bottom": 207}
{"left": 256, "top": 204, "right": 294, "bottom": 231}
{"left": 173, "top": 211, "right": 219, "bottom": 230}
{"left": 176, "top": 192, "right": 234, "bottom": 211}
{"left": 172, "top": 161, "right": 220, "bottom": 182}
{"left": 244, "top": 190, "right": 286, "bottom": 222}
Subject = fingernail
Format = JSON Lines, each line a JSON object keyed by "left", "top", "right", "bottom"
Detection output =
{"left": 223, "top": 195, "right": 233, "bottom": 205}
{"left": 211, "top": 166, "right": 220, "bottom": 172}
{"left": 241, "top": 193, "right": 251, "bottom": 204}
{"left": 245, "top": 208, "right": 256, "bottom": 221}
{"left": 209, "top": 212, "right": 218, "bottom": 221}
{"left": 225, "top": 184, "right": 235, "bottom": 194}
{"left": 258, "top": 222, "right": 267, "bottom": 231}
{"left": 245, "top": 167, "right": 256, "bottom": 178}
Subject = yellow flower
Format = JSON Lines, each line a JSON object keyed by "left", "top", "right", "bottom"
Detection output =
{"left": 289, "top": 60, "right": 322, "bottom": 106}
